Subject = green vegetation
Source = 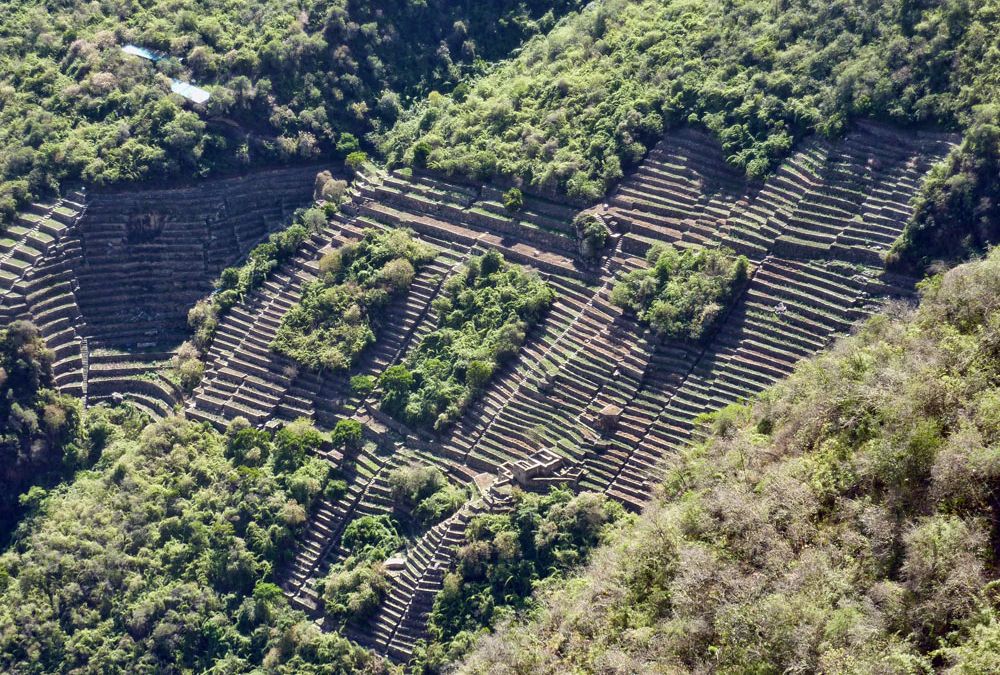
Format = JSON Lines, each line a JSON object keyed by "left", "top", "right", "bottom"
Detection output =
{"left": 379, "top": 250, "right": 554, "bottom": 430}
{"left": 389, "top": 463, "right": 468, "bottom": 527}
{"left": 0, "top": 415, "right": 385, "bottom": 673}
{"left": 322, "top": 514, "right": 402, "bottom": 624}
{"left": 189, "top": 209, "right": 322, "bottom": 351}
{"left": 457, "top": 247, "right": 1000, "bottom": 673}
{"left": 0, "top": 0, "right": 582, "bottom": 222}
{"left": 271, "top": 228, "right": 436, "bottom": 371}
{"left": 383, "top": 0, "right": 998, "bottom": 200}
{"left": 0, "top": 321, "right": 84, "bottom": 540}
{"left": 573, "top": 212, "right": 610, "bottom": 259}
{"left": 611, "top": 244, "right": 748, "bottom": 340}
{"left": 501, "top": 187, "right": 524, "bottom": 213}
{"left": 890, "top": 106, "right": 1000, "bottom": 272}
{"left": 412, "top": 488, "right": 623, "bottom": 671}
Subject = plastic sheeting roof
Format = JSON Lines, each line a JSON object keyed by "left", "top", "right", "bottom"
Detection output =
{"left": 122, "top": 44, "right": 211, "bottom": 103}
{"left": 122, "top": 44, "right": 164, "bottom": 61}
{"left": 170, "top": 79, "right": 211, "bottom": 104}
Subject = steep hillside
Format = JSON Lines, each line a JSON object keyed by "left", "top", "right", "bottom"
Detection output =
{"left": 0, "top": 0, "right": 580, "bottom": 222}
{"left": 457, "top": 247, "right": 1000, "bottom": 673}
{"left": 0, "top": 415, "right": 387, "bottom": 674}
{"left": 382, "top": 0, "right": 999, "bottom": 267}
{"left": 0, "top": 321, "right": 82, "bottom": 541}
{"left": 171, "top": 119, "right": 953, "bottom": 664}
{"left": 0, "top": 166, "right": 323, "bottom": 418}
{"left": 0, "top": 0, "right": 996, "bottom": 672}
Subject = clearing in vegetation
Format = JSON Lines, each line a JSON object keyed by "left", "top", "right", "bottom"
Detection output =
{"left": 379, "top": 249, "right": 554, "bottom": 430}
{"left": 271, "top": 229, "right": 436, "bottom": 371}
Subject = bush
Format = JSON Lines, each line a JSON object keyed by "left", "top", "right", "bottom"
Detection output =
{"left": 322, "top": 559, "right": 390, "bottom": 623}
{"left": 0, "top": 320, "right": 84, "bottom": 537}
{"left": 389, "top": 463, "right": 446, "bottom": 504}
{"left": 341, "top": 514, "right": 402, "bottom": 561}
{"left": 271, "top": 229, "right": 435, "bottom": 370}
{"left": 412, "top": 140, "right": 433, "bottom": 168}
{"left": 0, "top": 0, "right": 577, "bottom": 223}
{"left": 171, "top": 341, "right": 204, "bottom": 393}
{"left": 273, "top": 418, "right": 325, "bottom": 472}
{"left": 611, "top": 244, "right": 748, "bottom": 340}
{"left": 574, "top": 212, "right": 610, "bottom": 259}
{"left": 350, "top": 375, "right": 376, "bottom": 396}
{"left": 890, "top": 107, "right": 1000, "bottom": 272}
{"left": 346, "top": 151, "right": 369, "bottom": 172}
{"left": 379, "top": 250, "right": 554, "bottom": 430}
{"left": 501, "top": 187, "right": 523, "bottom": 213}
{"left": 386, "top": 463, "right": 467, "bottom": 527}
{"left": 332, "top": 419, "right": 363, "bottom": 449}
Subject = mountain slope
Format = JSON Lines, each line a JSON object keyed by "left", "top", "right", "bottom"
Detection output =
{"left": 382, "top": 0, "right": 999, "bottom": 268}
{"left": 458, "top": 247, "right": 1000, "bottom": 673}
{"left": 0, "top": 0, "right": 580, "bottom": 220}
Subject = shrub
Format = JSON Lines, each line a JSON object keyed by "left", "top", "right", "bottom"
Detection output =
{"left": 332, "top": 419, "right": 363, "bottom": 449}
{"left": 501, "top": 187, "right": 523, "bottom": 213}
{"left": 611, "top": 244, "right": 748, "bottom": 340}
{"left": 574, "top": 212, "right": 610, "bottom": 259}
{"left": 271, "top": 229, "right": 435, "bottom": 370}
{"left": 383, "top": 0, "right": 995, "bottom": 207}
{"left": 0, "top": 416, "right": 379, "bottom": 672}
{"left": 350, "top": 375, "right": 376, "bottom": 396}
{"left": 341, "top": 514, "right": 402, "bottom": 560}
{"left": 273, "top": 418, "right": 325, "bottom": 472}
{"left": 412, "top": 140, "right": 433, "bottom": 168}
{"left": 379, "top": 250, "right": 554, "bottom": 430}
{"left": 389, "top": 463, "right": 445, "bottom": 504}
{"left": 346, "top": 151, "right": 369, "bottom": 172}
{"left": 322, "top": 559, "right": 390, "bottom": 623}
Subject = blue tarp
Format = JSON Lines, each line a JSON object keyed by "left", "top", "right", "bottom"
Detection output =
{"left": 122, "top": 44, "right": 211, "bottom": 103}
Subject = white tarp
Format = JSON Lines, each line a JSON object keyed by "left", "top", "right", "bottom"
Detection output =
{"left": 170, "top": 79, "right": 211, "bottom": 104}
{"left": 122, "top": 44, "right": 163, "bottom": 61}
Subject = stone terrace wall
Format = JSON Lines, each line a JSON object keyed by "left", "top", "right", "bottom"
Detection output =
{"left": 74, "top": 165, "right": 324, "bottom": 349}
{"left": 175, "top": 122, "right": 959, "bottom": 664}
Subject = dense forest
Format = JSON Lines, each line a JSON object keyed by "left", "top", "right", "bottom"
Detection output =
{"left": 0, "top": 414, "right": 386, "bottom": 673}
{"left": 380, "top": 250, "right": 554, "bottom": 430}
{"left": 611, "top": 245, "right": 749, "bottom": 341}
{"left": 0, "top": 321, "right": 83, "bottom": 542}
{"left": 413, "top": 489, "right": 623, "bottom": 671}
{"left": 382, "top": 0, "right": 1000, "bottom": 266}
{"left": 0, "top": 0, "right": 582, "bottom": 221}
{"left": 457, "top": 248, "right": 1000, "bottom": 673}
{"left": 272, "top": 228, "right": 436, "bottom": 371}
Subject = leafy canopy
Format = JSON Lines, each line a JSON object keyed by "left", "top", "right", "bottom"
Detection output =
{"left": 611, "top": 244, "right": 748, "bottom": 340}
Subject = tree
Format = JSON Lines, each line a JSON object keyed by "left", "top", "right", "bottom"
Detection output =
{"left": 346, "top": 151, "right": 368, "bottom": 172}
{"left": 502, "top": 187, "right": 523, "bottom": 213}
{"left": 273, "top": 418, "right": 324, "bottom": 472}
{"left": 412, "top": 140, "right": 433, "bottom": 168}
{"left": 332, "top": 419, "right": 363, "bottom": 449}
